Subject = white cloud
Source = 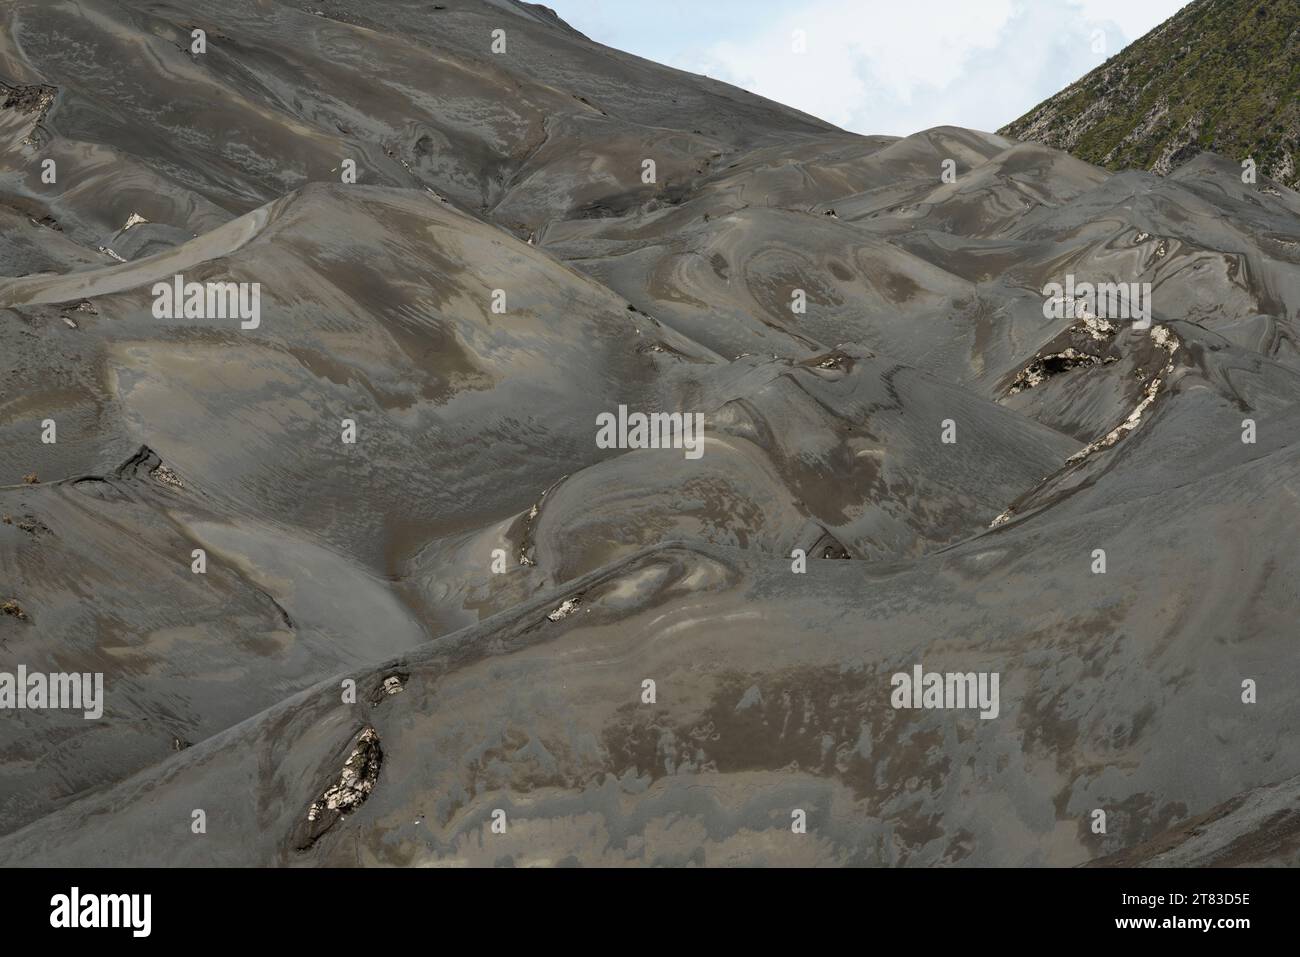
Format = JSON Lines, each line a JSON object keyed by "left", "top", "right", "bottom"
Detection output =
{"left": 617, "top": 0, "right": 1190, "bottom": 136}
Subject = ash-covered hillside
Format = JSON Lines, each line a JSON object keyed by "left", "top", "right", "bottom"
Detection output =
{"left": 1, "top": 0, "right": 1299, "bottom": 866}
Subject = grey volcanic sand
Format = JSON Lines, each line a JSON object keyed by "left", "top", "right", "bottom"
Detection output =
{"left": 1, "top": 0, "right": 1299, "bottom": 865}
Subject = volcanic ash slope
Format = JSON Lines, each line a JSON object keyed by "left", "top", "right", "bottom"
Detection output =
{"left": 1, "top": 0, "right": 1299, "bottom": 865}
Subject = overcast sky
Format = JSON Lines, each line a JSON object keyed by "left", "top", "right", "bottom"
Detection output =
{"left": 547, "top": 0, "right": 1189, "bottom": 136}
